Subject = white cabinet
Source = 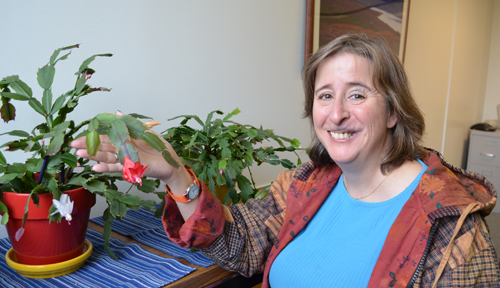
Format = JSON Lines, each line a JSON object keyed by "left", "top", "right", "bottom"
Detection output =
{"left": 467, "top": 130, "right": 500, "bottom": 213}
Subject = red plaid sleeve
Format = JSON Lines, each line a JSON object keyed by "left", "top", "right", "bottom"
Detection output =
{"left": 162, "top": 180, "right": 225, "bottom": 249}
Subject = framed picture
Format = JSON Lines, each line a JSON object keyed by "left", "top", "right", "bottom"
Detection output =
{"left": 304, "top": 0, "right": 410, "bottom": 64}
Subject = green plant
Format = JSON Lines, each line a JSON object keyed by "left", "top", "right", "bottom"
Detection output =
{"left": 0, "top": 45, "right": 178, "bottom": 259}
{"left": 162, "top": 109, "right": 303, "bottom": 205}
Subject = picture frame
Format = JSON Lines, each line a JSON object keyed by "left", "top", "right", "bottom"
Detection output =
{"left": 304, "top": 0, "right": 410, "bottom": 64}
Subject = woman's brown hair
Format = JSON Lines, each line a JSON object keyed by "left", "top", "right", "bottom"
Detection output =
{"left": 302, "top": 34, "right": 425, "bottom": 173}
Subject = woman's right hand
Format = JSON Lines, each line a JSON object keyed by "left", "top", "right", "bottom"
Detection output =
{"left": 69, "top": 116, "right": 191, "bottom": 190}
{"left": 70, "top": 112, "right": 199, "bottom": 220}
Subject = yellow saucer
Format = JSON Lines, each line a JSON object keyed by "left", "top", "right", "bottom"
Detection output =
{"left": 5, "top": 239, "right": 93, "bottom": 279}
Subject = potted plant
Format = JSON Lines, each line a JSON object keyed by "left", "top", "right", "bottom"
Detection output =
{"left": 0, "top": 45, "right": 178, "bottom": 265}
{"left": 162, "top": 109, "right": 303, "bottom": 205}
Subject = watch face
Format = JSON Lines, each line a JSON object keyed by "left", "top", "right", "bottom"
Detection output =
{"left": 187, "top": 184, "right": 200, "bottom": 199}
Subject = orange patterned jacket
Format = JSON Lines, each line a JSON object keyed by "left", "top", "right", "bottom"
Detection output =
{"left": 162, "top": 149, "right": 500, "bottom": 287}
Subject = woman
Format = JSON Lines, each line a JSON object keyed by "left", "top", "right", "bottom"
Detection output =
{"left": 71, "top": 34, "right": 499, "bottom": 287}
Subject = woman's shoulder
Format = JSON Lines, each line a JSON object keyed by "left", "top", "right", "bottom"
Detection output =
{"left": 413, "top": 148, "right": 497, "bottom": 223}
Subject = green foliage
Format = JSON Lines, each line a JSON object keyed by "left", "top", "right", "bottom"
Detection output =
{"left": 162, "top": 109, "right": 303, "bottom": 205}
{"left": 0, "top": 45, "right": 173, "bottom": 259}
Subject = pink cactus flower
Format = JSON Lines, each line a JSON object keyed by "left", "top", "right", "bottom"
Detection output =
{"left": 122, "top": 157, "right": 148, "bottom": 186}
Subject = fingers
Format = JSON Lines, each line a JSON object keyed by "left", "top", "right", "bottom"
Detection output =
{"left": 72, "top": 134, "right": 122, "bottom": 173}
{"left": 96, "top": 141, "right": 118, "bottom": 153}
{"left": 70, "top": 111, "right": 170, "bottom": 177}
{"left": 70, "top": 134, "right": 113, "bottom": 149}
{"left": 70, "top": 136, "right": 87, "bottom": 149}
{"left": 98, "top": 134, "right": 113, "bottom": 144}
{"left": 92, "top": 163, "right": 123, "bottom": 173}
{"left": 72, "top": 137, "right": 117, "bottom": 155}
{"left": 74, "top": 149, "right": 122, "bottom": 172}
{"left": 75, "top": 149, "right": 118, "bottom": 164}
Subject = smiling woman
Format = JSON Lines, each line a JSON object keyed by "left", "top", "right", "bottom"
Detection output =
{"left": 76, "top": 34, "right": 500, "bottom": 287}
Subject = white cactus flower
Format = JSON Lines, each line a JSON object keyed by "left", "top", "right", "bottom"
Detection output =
{"left": 50, "top": 194, "right": 74, "bottom": 223}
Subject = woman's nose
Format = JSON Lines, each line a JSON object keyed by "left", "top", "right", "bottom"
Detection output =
{"left": 329, "top": 99, "right": 349, "bottom": 125}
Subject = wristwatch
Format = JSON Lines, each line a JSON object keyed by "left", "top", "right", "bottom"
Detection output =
{"left": 166, "top": 166, "right": 200, "bottom": 203}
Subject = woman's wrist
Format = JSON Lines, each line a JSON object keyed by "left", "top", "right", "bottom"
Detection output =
{"left": 163, "top": 166, "right": 194, "bottom": 196}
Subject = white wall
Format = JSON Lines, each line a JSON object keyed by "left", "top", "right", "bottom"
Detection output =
{"left": 404, "top": 0, "right": 498, "bottom": 213}
{"left": 0, "top": 1, "right": 311, "bottom": 239}
{"left": 484, "top": 0, "right": 500, "bottom": 123}
{"left": 405, "top": 0, "right": 494, "bottom": 168}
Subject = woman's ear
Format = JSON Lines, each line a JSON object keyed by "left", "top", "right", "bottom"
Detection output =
{"left": 387, "top": 112, "right": 398, "bottom": 129}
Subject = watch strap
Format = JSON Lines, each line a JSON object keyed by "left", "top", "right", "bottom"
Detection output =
{"left": 166, "top": 166, "right": 200, "bottom": 203}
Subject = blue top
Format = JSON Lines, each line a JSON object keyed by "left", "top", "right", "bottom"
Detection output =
{"left": 269, "top": 160, "right": 428, "bottom": 287}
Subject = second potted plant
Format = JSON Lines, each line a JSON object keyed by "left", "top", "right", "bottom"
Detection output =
{"left": 162, "top": 109, "right": 303, "bottom": 205}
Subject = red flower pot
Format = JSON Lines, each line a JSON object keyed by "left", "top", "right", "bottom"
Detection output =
{"left": 2, "top": 187, "right": 96, "bottom": 265}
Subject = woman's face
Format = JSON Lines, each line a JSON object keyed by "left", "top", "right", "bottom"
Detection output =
{"left": 312, "top": 52, "right": 397, "bottom": 171}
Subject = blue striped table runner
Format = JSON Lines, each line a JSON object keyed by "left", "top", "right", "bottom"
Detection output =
{"left": 94, "top": 208, "right": 163, "bottom": 236}
{"left": 0, "top": 228, "right": 195, "bottom": 288}
{"left": 90, "top": 207, "right": 215, "bottom": 268}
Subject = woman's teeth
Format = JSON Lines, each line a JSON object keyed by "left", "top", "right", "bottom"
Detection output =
{"left": 330, "top": 132, "right": 353, "bottom": 140}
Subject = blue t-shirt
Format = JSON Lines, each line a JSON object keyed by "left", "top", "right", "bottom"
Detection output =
{"left": 269, "top": 160, "right": 427, "bottom": 287}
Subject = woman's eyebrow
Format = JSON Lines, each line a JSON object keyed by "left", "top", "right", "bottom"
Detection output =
{"left": 314, "top": 81, "right": 371, "bottom": 95}
{"left": 346, "top": 81, "right": 371, "bottom": 89}
{"left": 314, "top": 83, "right": 332, "bottom": 95}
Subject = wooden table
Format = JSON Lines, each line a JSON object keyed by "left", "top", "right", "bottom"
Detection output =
{"left": 88, "top": 222, "right": 235, "bottom": 287}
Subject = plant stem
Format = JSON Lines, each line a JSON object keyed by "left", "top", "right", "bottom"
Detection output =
{"left": 37, "top": 155, "right": 50, "bottom": 185}
{"left": 47, "top": 117, "right": 53, "bottom": 129}
{"left": 67, "top": 119, "right": 90, "bottom": 138}
{"left": 247, "top": 166, "right": 257, "bottom": 189}
{"left": 60, "top": 163, "right": 65, "bottom": 184}
{"left": 125, "top": 184, "right": 133, "bottom": 194}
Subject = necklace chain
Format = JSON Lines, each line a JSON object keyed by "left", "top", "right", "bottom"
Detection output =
{"left": 343, "top": 172, "right": 392, "bottom": 200}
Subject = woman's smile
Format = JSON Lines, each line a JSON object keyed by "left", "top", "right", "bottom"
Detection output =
{"left": 329, "top": 131, "right": 354, "bottom": 140}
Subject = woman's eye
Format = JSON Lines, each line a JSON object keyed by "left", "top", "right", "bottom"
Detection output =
{"left": 319, "top": 93, "right": 332, "bottom": 100}
{"left": 347, "top": 94, "right": 366, "bottom": 104}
